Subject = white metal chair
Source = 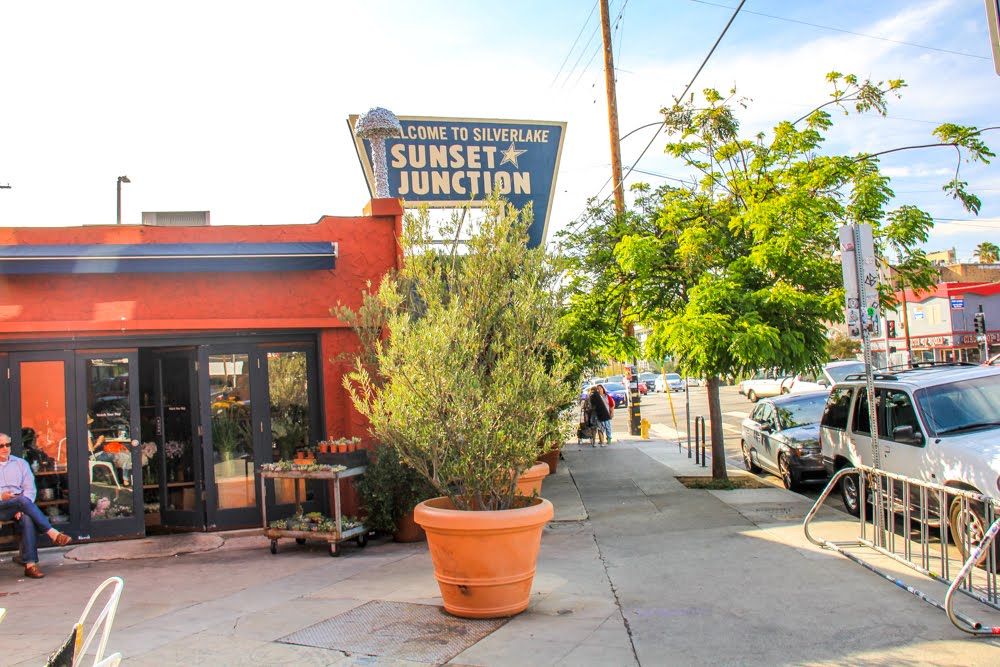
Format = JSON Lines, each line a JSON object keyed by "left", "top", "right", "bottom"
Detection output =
{"left": 89, "top": 458, "right": 120, "bottom": 489}
{"left": 73, "top": 576, "right": 125, "bottom": 667}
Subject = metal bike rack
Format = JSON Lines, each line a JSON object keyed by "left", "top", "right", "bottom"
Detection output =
{"left": 804, "top": 466, "right": 1000, "bottom": 635}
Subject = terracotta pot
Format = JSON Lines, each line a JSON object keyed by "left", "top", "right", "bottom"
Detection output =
{"left": 393, "top": 511, "right": 426, "bottom": 543}
{"left": 536, "top": 448, "right": 559, "bottom": 475}
{"left": 337, "top": 444, "right": 348, "bottom": 453}
{"left": 415, "top": 496, "right": 553, "bottom": 618}
{"left": 319, "top": 443, "right": 330, "bottom": 454}
{"left": 515, "top": 461, "right": 550, "bottom": 498}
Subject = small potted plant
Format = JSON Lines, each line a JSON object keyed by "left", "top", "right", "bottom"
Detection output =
{"left": 356, "top": 444, "right": 437, "bottom": 542}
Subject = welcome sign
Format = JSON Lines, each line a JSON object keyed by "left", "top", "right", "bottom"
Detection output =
{"left": 349, "top": 115, "right": 566, "bottom": 248}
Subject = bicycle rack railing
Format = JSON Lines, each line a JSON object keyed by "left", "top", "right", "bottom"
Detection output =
{"left": 691, "top": 416, "right": 707, "bottom": 466}
{"left": 804, "top": 466, "right": 1000, "bottom": 635}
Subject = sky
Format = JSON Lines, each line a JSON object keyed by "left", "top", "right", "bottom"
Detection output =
{"left": 0, "top": 0, "right": 997, "bottom": 261}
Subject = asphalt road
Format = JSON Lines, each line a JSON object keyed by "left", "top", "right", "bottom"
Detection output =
{"left": 621, "top": 384, "right": 832, "bottom": 501}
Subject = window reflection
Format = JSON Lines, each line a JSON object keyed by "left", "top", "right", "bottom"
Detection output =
{"left": 267, "top": 351, "right": 314, "bottom": 503}
{"left": 86, "top": 358, "right": 134, "bottom": 520}
{"left": 210, "top": 354, "right": 255, "bottom": 509}
{"left": 20, "top": 361, "right": 70, "bottom": 525}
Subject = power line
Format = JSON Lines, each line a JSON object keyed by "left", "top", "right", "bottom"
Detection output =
{"left": 562, "top": 0, "right": 747, "bottom": 239}
{"left": 598, "top": 0, "right": 747, "bottom": 208}
{"left": 689, "top": 0, "right": 990, "bottom": 61}
{"left": 932, "top": 218, "right": 1000, "bottom": 229}
{"left": 559, "top": 6, "right": 604, "bottom": 88}
{"left": 551, "top": 1, "right": 599, "bottom": 87}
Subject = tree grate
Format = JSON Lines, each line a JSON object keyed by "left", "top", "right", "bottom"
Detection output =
{"left": 277, "top": 600, "right": 508, "bottom": 663}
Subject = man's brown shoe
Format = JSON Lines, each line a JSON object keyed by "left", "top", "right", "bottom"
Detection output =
{"left": 24, "top": 564, "right": 45, "bottom": 578}
{"left": 52, "top": 533, "right": 72, "bottom": 547}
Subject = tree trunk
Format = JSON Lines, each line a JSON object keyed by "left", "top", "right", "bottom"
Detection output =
{"left": 706, "top": 377, "right": 728, "bottom": 480}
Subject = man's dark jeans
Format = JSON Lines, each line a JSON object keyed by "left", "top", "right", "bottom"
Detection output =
{"left": 0, "top": 495, "right": 54, "bottom": 564}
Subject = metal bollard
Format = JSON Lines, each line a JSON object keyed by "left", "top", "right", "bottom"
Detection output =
{"left": 693, "top": 416, "right": 707, "bottom": 466}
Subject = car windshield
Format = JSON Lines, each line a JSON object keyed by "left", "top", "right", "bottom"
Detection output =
{"left": 666, "top": 373, "right": 681, "bottom": 381}
{"left": 774, "top": 394, "right": 827, "bottom": 429}
{"left": 606, "top": 375, "right": 625, "bottom": 383}
{"left": 603, "top": 383, "right": 626, "bottom": 392}
{"left": 915, "top": 374, "right": 1000, "bottom": 437}
{"left": 827, "top": 362, "right": 865, "bottom": 383}
{"left": 639, "top": 373, "right": 656, "bottom": 380}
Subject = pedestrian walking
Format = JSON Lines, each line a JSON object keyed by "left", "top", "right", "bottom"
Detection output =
{"left": 588, "top": 386, "right": 612, "bottom": 447}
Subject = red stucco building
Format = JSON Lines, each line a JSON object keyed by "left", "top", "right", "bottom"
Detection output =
{"left": 0, "top": 199, "right": 402, "bottom": 541}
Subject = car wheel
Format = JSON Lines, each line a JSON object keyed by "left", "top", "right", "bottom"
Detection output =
{"left": 840, "top": 470, "right": 861, "bottom": 516}
{"left": 741, "top": 441, "right": 761, "bottom": 473}
{"left": 949, "top": 496, "right": 1000, "bottom": 572}
{"left": 747, "top": 390, "right": 757, "bottom": 402}
{"left": 778, "top": 454, "right": 800, "bottom": 491}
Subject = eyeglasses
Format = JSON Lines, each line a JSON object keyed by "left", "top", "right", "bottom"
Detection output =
{"left": 0, "top": 442, "right": 10, "bottom": 448}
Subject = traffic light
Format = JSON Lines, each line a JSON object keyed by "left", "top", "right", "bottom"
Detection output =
{"left": 887, "top": 320, "right": 896, "bottom": 338}
{"left": 974, "top": 312, "right": 987, "bottom": 335}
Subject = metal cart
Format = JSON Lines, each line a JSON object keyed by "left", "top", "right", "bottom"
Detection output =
{"left": 260, "top": 466, "right": 368, "bottom": 557}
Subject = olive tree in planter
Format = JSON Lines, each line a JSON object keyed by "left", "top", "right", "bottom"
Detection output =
{"left": 345, "top": 194, "right": 576, "bottom": 617}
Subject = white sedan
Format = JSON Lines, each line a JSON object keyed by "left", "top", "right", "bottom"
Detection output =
{"left": 654, "top": 373, "right": 685, "bottom": 392}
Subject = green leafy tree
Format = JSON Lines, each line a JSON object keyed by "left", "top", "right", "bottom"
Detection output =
{"left": 827, "top": 331, "right": 861, "bottom": 360}
{"left": 345, "top": 195, "right": 578, "bottom": 511}
{"left": 975, "top": 241, "right": 999, "bottom": 263}
{"left": 560, "top": 73, "right": 992, "bottom": 479}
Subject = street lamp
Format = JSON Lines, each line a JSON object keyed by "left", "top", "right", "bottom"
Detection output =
{"left": 116, "top": 175, "right": 131, "bottom": 224}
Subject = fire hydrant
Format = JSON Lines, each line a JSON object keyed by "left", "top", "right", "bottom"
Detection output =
{"left": 640, "top": 417, "right": 650, "bottom": 440}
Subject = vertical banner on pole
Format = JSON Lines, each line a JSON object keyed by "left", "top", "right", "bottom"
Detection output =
{"left": 839, "top": 227, "right": 861, "bottom": 339}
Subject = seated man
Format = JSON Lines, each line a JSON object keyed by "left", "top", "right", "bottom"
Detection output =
{"left": 0, "top": 432, "right": 72, "bottom": 578}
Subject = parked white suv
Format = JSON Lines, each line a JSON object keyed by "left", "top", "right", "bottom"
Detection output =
{"left": 819, "top": 363, "right": 1000, "bottom": 562}
{"left": 781, "top": 360, "right": 865, "bottom": 394}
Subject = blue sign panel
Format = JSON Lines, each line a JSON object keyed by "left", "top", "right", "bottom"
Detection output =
{"left": 349, "top": 115, "right": 567, "bottom": 249}
{"left": 951, "top": 296, "right": 965, "bottom": 309}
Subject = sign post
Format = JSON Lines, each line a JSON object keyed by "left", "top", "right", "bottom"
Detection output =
{"left": 840, "top": 224, "right": 881, "bottom": 468}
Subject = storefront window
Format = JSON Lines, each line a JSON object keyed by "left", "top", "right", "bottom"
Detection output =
{"left": 210, "top": 354, "right": 255, "bottom": 509}
{"left": 267, "top": 351, "right": 313, "bottom": 503}
{"left": 19, "top": 361, "right": 71, "bottom": 525}
{"left": 86, "top": 358, "right": 134, "bottom": 520}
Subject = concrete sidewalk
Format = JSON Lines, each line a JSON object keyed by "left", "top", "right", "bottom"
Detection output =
{"left": 2, "top": 436, "right": 1000, "bottom": 665}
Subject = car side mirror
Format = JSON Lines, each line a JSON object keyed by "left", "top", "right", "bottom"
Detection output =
{"left": 818, "top": 379, "right": 829, "bottom": 387}
{"left": 759, "top": 423, "right": 773, "bottom": 433}
{"left": 891, "top": 425, "right": 923, "bottom": 446}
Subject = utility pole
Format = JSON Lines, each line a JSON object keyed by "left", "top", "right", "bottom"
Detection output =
{"left": 600, "top": 0, "right": 625, "bottom": 217}
{"left": 600, "top": 0, "right": 641, "bottom": 434}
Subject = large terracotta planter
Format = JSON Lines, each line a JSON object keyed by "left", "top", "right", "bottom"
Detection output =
{"left": 393, "top": 511, "right": 426, "bottom": 543}
{"left": 537, "top": 448, "right": 559, "bottom": 475}
{"left": 414, "top": 496, "right": 553, "bottom": 618}
{"left": 516, "top": 461, "right": 550, "bottom": 497}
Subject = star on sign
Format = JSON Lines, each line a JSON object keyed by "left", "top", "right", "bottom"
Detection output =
{"left": 499, "top": 143, "right": 527, "bottom": 168}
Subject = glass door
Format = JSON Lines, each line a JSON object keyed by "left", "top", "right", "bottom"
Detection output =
{"left": 151, "top": 350, "right": 204, "bottom": 529}
{"left": 200, "top": 343, "right": 321, "bottom": 529}
{"left": 264, "top": 348, "right": 321, "bottom": 517}
{"left": 78, "top": 352, "right": 144, "bottom": 539}
{"left": 9, "top": 353, "right": 78, "bottom": 536}
{"left": 202, "top": 348, "right": 259, "bottom": 528}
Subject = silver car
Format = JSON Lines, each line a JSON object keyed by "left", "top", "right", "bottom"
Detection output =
{"left": 741, "top": 391, "right": 829, "bottom": 491}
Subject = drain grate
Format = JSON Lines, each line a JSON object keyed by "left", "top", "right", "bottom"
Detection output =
{"left": 277, "top": 600, "right": 508, "bottom": 663}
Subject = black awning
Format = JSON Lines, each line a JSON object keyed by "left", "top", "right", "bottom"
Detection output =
{"left": 0, "top": 242, "right": 337, "bottom": 274}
